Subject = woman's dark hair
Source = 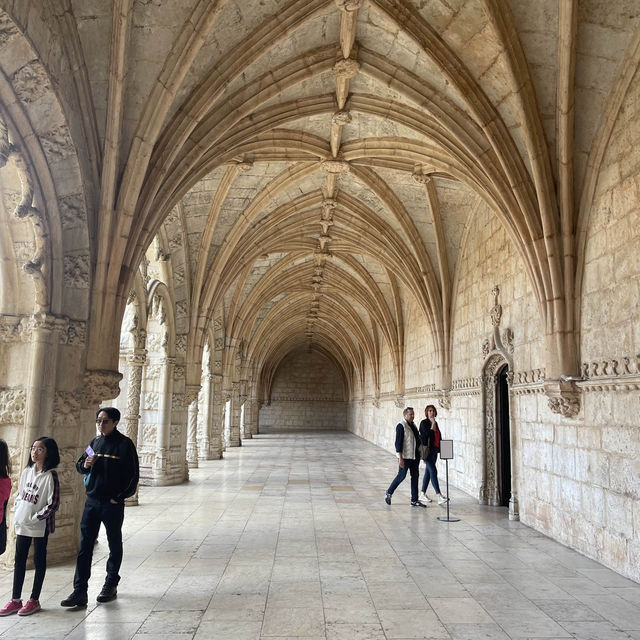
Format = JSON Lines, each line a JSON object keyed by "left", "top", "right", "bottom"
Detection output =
{"left": 96, "top": 406, "right": 120, "bottom": 422}
{"left": 27, "top": 437, "right": 60, "bottom": 471}
{"left": 0, "top": 439, "right": 10, "bottom": 478}
{"left": 424, "top": 404, "right": 438, "bottom": 417}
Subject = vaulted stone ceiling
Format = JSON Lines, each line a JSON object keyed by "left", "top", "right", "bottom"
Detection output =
{"left": 1, "top": 0, "right": 638, "bottom": 400}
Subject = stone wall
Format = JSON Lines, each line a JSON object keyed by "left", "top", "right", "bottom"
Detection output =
{"left": 259, "top": 349, "right": 347, "bottom": 432}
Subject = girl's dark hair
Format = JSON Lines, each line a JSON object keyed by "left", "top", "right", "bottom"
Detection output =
{"left": 27, "top": 437, "right": 60, "bottom": 471}
{"left": 0, "top": 439, "right": 10, "bottom": 478}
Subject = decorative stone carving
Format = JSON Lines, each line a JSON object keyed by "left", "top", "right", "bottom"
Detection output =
{"left": 502, "top": 328, "right": 514, "bottom": 354}
{"left": 59, "top": 193, "right": 86, "bottom": 229}
{"left": 12, "top": 61, "right": 51, "bottom": 104}
{"left": 175, "top": 300, "right": 188, "bottom": 317}
{"left": 0, "top": 388, "right": 26, "bottom": 424}
{"left": 52, "top": 391, "right": 81, "bottom": 428}
{"left": 62, "top": 320, "right": 87, "bottom": 345}
{"left": 215, "top": 338, "right": 224, "bottom": 350}
{"left": 412, "top": 169, "right": 430, "bottom": 185}
{"left": 489, "top": 285, "right": 502, "bottom": 327}
{"left": 63, "top": 254, "right": 90, "bottom": 288}
{"left": 0, "top": 13, "right": 19, "bottom": 47}
{"left": 437, "top": 391, "right": 451, "bottom": 410}
{"left": 175, "top": 334, "right": 187, "bottom": 355}
{"left": 82, "top": 370, "right": 122, "bottom": 407}
{"left": 544, "top": 380, "right": 580, "bottom": 418}
{"left": 332, "top": 110, "right": 352, "bottom": 125}
{"left": 320, "top": 158, "right": 350, "bottom": 174}
{"left": 333, "top": 57, "right": 360, "bottom": 79}
{"left": 0, "top": 316, "right": 23, "bottom": 342}
{"left": 174, "top": 365, "right": 185, "bottom": 380}
{"left": 143, "top": 392, "right": 159, "bottom": 411}
{"left": 155, "top": 246, "right": 170, "bottom": 262}
{"left": 393, "top": 396, "right": 404, "bottom": 408}
{"left": 9, "top": 149, "right": 50, "bottom": 309}
{"left": 40, "top": 123, "right": 74, "bottom": 161}
{"left": 334, "top": 0, "right": 362, "bottom": 10}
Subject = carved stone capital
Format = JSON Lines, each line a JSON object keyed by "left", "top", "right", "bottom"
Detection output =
{"left": 82, "top": 370, "right": 123, "bottom": 407}
{"left": 437, "top": 391, "right": 451, "bottom": 410}
{"left": 126, "top": 351, "right": 147, "bottom": 367}
{"left": 544, "top": 380, "right": 581, "bottom": 418}
{"left": 185, "top": 385, "right": 201, "bottom": 405}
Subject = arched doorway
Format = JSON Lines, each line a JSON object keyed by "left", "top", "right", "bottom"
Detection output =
{"left": 480, "top": 353, "right": 519, "bottom": 520}
{"left": 497, "top": 364, "right": 511, "bottom": 508}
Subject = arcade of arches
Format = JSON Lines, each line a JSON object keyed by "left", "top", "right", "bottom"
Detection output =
{"left": 0, "top": 0, "right": 638, "bottom": 584}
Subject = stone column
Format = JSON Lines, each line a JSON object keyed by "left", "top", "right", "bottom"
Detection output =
{"left": 155, "top": 356, "right": 174, "bottom": 480}
{"left": 198, "top": 373, "right": 212, "bottom": 460}
{"left": 123, "top": 348, "right": 146, "bottom": 505}
{"left": 239, "top": 393, "right": 249, "bottom": 440}
{"left": 22, "top": 313, "right": 68, "bottom": 466}
{"left": 185, "top": 384, "right": 200, "bottom": 468}
{"left": 249, "top": 398, "right": 260, "bottom": 436}
{"left": 229, "top": 381, "right": 241, "bottom": 446}
{"left": 209, "top": 374, "right": 224, "bottom": 458}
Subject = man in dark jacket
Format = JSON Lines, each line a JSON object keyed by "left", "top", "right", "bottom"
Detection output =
{"left": 61, "top": 407, "right": 139, "bottom": 607}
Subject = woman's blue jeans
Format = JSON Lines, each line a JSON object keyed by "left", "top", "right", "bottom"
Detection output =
{"left": 421, "top": 450, "right": 441, "bottom": 494}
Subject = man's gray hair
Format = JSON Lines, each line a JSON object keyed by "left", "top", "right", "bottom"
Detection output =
{"left": 403, "top": 407, "right": 414, "bottom": 415}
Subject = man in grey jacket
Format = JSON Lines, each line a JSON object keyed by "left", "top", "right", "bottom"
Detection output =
{"left": 384, "top": 407, "right": 426, "bottom": 507}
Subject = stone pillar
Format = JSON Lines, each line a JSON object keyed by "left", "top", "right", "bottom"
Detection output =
{"left": 229, "top": 381, "right": 241, "bottom": 446}
{"left": 239, "top": 393, "right": 249, "bottom": 440}
{"left": 155, "top": 356, "right": 174, "bottom": 479}
{"left": 22, "top": 313, "right": 68, "bottom": 467}
{"left": 209, "top": 373, "right": 224, "bottom": 459}
{"left": 198, "top": 373, "right": 212, "bottom": 460}
{"left": 185, "top": 384, "right": 200, "bottom": 468}
{"left": 123, "top": 348, "right": 146, "bottom": 505}
{"left": 249, "top": 398, "right": 260, "bottom": 436}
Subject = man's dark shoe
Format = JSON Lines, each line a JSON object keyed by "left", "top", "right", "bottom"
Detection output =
{"left": 411, "top": 500, "right": 427, "bottom": 508}
{"left": 96, "top": 585, "right": 117, "bottom": 603}
{"left": 384, "top": 492, "right": 391, "bottom": 505}
{"left": 60, "top": 591, "right": 88, "bottom": 607}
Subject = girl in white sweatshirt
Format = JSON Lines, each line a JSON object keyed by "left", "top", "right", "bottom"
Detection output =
{"left": 0, "top": 437, "right": 60, "bottom": 617}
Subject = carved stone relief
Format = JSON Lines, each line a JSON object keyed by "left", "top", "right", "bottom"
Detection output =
{"left": 12, "top": 61, "right": 51, "bottom": 104}
{"left": 82, "top": 370, "right": 122, "bottom": 408}
{"left": 63, "top": 254, "right": 90, "bottom": 288}
{"left": 0, "top": 388, "right": 26, "bottom": 424}
{"left": 52, "top": 391, "right": 81, "bottom": 428}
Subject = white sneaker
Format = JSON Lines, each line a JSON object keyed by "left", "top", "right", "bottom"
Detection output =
{"left": 420, "top": 492, "right": 432, "bottom": 503}
{"left": 437, "top": 495, "right": 449, "bottom": 505}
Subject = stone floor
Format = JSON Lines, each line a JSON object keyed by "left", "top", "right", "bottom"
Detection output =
{"left": 0, "top": 431, "right": 638, "bottom": 639}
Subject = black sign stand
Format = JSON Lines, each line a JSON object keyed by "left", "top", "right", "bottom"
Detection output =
{"left": 437, "top": 440, "right": 460, "bottom": 523}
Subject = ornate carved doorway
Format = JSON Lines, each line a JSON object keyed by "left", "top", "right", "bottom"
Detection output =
{"left": 480, "top": 286, "right": 519, "bottom": 520}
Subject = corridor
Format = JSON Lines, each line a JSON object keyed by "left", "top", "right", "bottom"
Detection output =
{"left": 0, "top": 432, "right": 638, "bottom": 640}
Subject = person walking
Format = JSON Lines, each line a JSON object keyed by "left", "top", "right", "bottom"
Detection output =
{"left": 0, "top": 437, "right": 60, "bottom": 617}
{"left": 419, "top": 404, "right": 448, "bottom": 504}
{"left": 61, "top": 407, "right": 139, "bottom": 607}
{"left": 384, "top": 407, "right": 426, "bottom": 508}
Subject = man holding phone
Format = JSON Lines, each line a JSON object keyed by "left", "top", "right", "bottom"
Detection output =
{"left": 61, "top": 407, "right": 139, "bottom": 607}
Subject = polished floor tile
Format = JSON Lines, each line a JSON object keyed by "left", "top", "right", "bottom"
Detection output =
{"left": 0, "top": 431, "right": 638, "bottom": 639}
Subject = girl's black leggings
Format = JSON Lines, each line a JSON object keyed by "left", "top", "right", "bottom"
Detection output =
{"left": 12, "top": 533, "right": 49, "bottom": 600}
